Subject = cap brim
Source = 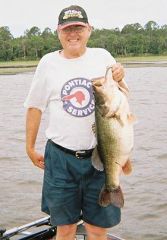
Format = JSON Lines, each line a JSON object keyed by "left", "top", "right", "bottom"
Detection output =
{"left": 58, "top": 22, "right": 88, "bottom": 30}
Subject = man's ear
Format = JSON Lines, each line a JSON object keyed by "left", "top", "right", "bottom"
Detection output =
{"left": 56, "top": 28, "right": 60, "bottom": 39}
{"left": 88, "top": 25, "right": 93, "bottom": 37}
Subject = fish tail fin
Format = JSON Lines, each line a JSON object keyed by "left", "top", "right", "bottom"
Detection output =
{"left": 122, "top": 159, "right": 132, "bottom": 175}
{"left": 99, "top": 186, "right": 124, "bottom": 208}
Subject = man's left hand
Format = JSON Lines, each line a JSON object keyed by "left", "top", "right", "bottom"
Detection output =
{"left": 112, "top": 63, "right": 125, "bottom": 82}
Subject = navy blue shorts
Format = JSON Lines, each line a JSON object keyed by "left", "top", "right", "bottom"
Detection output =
{"left": 41, "top": 140, "right": 121, "bottom": 228}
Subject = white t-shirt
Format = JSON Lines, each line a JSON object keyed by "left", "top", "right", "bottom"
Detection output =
{"left": 24, "top": 47, "right": 116, "bottom": 150}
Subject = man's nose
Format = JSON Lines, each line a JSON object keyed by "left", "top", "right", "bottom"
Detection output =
{"left": 68, "top": 30, "right": 78, "bottom": 35}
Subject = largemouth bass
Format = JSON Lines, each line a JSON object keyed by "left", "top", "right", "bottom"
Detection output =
{"left": 92, "top": 66, "right": 135, "bottom": 208}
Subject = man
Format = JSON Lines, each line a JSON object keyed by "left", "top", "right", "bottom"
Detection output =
{"left": 24, "top": 5, "right": 128, "bottom": 240}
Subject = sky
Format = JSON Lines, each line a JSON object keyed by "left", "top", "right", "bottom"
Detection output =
{"left": 0, "top": 0, "right": 166, "bottom": 37}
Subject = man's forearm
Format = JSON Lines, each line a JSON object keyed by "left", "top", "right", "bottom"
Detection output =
{"left": 26, "top": 108, "right": 42, "bottom": 155}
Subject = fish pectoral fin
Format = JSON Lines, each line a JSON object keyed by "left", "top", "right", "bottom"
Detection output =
{"left": 114, "top": 113, "right": 124, "bottom": 126}
{"left": 99, "top": 186, "right": 124, "bottom": 208}
{"left": 115, "top": 111, "right": 136, "bottom": 126}
{"left": 122, "top": 159, "right": 132, "bottom": 175}
{"left": 127, "top": 113, "right": 137, "bottom": 123}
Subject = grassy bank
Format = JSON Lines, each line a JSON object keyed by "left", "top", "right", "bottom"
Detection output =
{"left": 0, "top": 55, "right": 167, "bottom": 74}
{"left": 117, "top": 55, "right": 167, "bottom": 62}
{"left": 0, "top": 60, "right": 38, "bottom": 67}
{"left": 0, "top": 60, "right": 38, "bottom": 75}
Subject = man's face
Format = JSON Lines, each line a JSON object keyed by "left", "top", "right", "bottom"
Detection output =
{"left": 57, "top": 24, "right": 92, "bottom": 57}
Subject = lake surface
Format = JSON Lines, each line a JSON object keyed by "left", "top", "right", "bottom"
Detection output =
{"left": 0, "top": 67, "right": 167, "bottom": 240}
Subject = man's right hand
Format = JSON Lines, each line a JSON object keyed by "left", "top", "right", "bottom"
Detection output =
{"left": 26, "top": 108, "right": 43, "bottom": 169}
{"left": 27, "top": 149, "right": 44, "bottom": 169}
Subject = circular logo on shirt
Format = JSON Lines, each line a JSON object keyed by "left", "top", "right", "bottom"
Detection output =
{"left": 61, "top": 78, "right": 95, "bottom": 117}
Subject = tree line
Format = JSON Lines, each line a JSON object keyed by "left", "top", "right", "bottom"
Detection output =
{"left": 0, "top": 21, "right": 167, "bottom": 61}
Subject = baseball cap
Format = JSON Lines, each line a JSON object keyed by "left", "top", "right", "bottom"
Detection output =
{"left": 58, "top": 5, "right": 89, "bottom": 29}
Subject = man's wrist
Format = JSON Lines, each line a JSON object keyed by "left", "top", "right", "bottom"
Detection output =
{"left": 26, "top": 145, "right": 35, "bottom": 155}
{"left": 118, "top": 79, "right": 123, "bottom": 83}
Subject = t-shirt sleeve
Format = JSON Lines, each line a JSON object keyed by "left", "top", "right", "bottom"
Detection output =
{"left": 24, "top": 57, "right": 50, "bottom": 112}
{"left": 102, "top": 48, "right": 116, "bottom": 66}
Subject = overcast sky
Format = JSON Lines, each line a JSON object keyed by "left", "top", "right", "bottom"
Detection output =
{"left": 0, "top": 0, "right": 166, "bottom": 37}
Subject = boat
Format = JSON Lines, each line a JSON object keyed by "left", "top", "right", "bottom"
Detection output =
{"left": 0, "top": 216, "right": 125, "bottom": 240}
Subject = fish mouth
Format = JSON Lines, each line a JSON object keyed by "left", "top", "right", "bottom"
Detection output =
{"left": 92, "top": 77, "right": 105, "bottom": 87}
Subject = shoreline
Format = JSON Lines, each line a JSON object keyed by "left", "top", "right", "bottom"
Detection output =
{"left": 122, "top": 61, "right": 167, "bottom": 68}
{"left": 0, "top": 67, "right": 37, "bottom": 75}
{"left": 0, "top": 59, "right": 167, "bottom": 75}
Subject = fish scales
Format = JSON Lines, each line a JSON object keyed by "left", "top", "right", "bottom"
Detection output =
{"left": 96, "top": 112, "right": 122, "bottom": 190}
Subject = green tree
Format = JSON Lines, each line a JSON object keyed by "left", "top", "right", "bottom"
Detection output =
{"left": 0, "top": 26, "right": 13, "bottom": 60}
{"left": 25, "top": 26, "right": 41, "bottom": 37}
{"left": 122, "top": 23, "right": 143, "bottom": 34}
{"left": 24, "top": 27, "right": 43, "bottom": 59}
